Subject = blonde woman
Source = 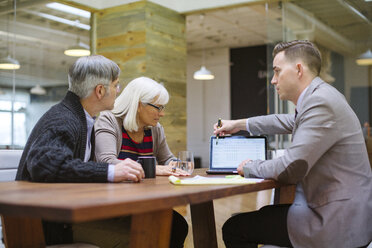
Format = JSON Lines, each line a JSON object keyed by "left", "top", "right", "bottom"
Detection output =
{"left": 95, "top": 76, "right": 188, "bottom": 247}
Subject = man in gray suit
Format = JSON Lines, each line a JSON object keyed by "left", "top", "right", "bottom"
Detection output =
{"left": 215, "top": 40, "right": 372, "bottom": 248}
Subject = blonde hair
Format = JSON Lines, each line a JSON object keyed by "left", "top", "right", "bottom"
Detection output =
{"left": 112, "top": 77, "right": 169, "bottom": 132}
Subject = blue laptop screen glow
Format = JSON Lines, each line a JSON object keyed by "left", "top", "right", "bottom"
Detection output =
{"left": 210, "top": 136, "right": 266, "bottom": 170}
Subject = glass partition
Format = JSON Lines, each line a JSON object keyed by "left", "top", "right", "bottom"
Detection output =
{"left": 264, "top": 2, "right": 288, "bottom": 150}
{"left": 265, "top": 1, "right": 372, "bottom": 152}
{"left": 0, "top": 1, "right": 90, "bottom": 149}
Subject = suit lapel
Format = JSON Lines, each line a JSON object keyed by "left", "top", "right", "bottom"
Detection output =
{"left": 292, "top": 77, "right": 325, "bottom": 138}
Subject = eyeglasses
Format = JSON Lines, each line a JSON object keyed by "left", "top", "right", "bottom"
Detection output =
{"left": 115, "top": 84, "right": 122, "bottom": 93}
{"left": 146, "top": 103, "right": 165, "bottom": 112}
{"left": 99, "top": 83, "right": 122, "bottom": 93}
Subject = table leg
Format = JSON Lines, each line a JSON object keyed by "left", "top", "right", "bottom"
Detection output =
{"left": 274, "top": 184, "right": 296, "bottom": 204}
{"left": 1, "top": 215, "right": 45, "bottom": 248}
{"left": 190, "top": 201, "right": 217, "bottom": 248}
{"left": 130, "top": 209, "right": 173, "bottom": 248}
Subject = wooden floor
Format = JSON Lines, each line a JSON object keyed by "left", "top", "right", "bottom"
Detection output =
{"left": 174, "top": 189, "right": 273, "bottom": 248}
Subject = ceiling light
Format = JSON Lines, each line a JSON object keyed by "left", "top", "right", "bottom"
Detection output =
{"left": 193, "top": 66, "right": 215, "bottom": 80}
{"left": 46, "top": 2, "right": 91, "bottom": 19}
{"left": 193, "top": 14, "right": 215, "bottom": 81}
{"left": 24, "top": 10, "right": 90, "bottom": 30}
{"left": 356, "top": 49, "right": 372, "bottom": 66}
{"left": 30, "top": 85, "right": 46, "bottom": 95}
{"left": 64, "top": 41, "right": 91, "bottom": 57}
{"left": 0, "top": 55, "right": 20, "bottom": 70}
{"left": 1, "top": 0, "right": 20, "bottom": 70}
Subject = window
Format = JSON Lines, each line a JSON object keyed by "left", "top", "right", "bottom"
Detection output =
{"left": 0, "top": 90, "right": 29, "bottom": 148}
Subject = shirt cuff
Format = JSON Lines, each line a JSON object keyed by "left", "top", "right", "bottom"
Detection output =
{"left": 243, "top": 163, "right": 257, "bottom": 178}
{"left": 243, "top": 165, "right": 251, "bottom": 177}
{"left": 246, "top": 118, "right": 251, "bottom": 133}
{"left": 107, "top": 164, "right": 115, "bottom": 182}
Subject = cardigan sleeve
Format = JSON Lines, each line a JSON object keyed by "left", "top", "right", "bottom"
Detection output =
{"left": 24, "top": 120, "right": 108, "bottom": 182}
{"left": 94, "top": 111, "right": 122, "bottom": 165}
{"left": 95, "top": 111, "right": 175, "bottom": 165}
{"left": 152, "top": 123, "right": 176, "bottom": 165}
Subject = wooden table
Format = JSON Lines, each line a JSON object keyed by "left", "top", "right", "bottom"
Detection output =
{"left": 0, "top": 169, "right": 295, "bottom": 248}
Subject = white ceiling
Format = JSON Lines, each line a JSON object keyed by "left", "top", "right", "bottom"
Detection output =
{"left": 0, "top": 0, "right": 371, "bottom": 89}
{"left": 64, "top": 0, "right": 268, "bottom": 13}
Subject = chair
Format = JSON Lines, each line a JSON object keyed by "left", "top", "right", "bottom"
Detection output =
{"left": 0, "top": 150, "right": 22, "bottom": 182}
{"left": 0, "top": 150, "right": 23, "bottom": 246}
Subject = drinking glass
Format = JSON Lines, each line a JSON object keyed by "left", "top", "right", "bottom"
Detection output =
{"left": 177, "top": 151, "right": 194, "bottom": 174}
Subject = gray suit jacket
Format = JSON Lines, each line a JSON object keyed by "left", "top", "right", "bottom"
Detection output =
{"left": 244, "top": 77, "right": 372, "bottom": 247}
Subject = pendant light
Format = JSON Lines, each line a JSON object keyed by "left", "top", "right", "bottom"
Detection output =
{"left": 193, "top": 65, "right": 215, "bottom": 80}
{"left": 0, "top": 1, "right": 20, "bottom": 70}
{"left": 356, "top": 49, "right": 372, "bottom": 66}
{"left": 64, "top": 20, "right": 91, "bottom": 57}
{"left": 64, "top": 39, "right": 91, "bottom": 57}
{"left": 193, "top": 14, "right": 214, "bottom": 80}
{"left": 0, "top": 55, "right": 20, "bottom": 70}
{"left": 30, "top": 85, "right": 47, "bottom": 95}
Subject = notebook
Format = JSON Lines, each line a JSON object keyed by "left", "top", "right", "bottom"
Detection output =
{"left": 206, "top": 135, "right": 267, "bottom": 174}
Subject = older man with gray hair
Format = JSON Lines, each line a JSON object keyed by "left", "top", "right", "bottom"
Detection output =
{"left": 16, "top": 55, "right": 144, "bottom": 246}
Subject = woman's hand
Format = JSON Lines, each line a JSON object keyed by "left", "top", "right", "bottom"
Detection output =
{"left": 156, "top": 164, "right": 190, "bottom": 176}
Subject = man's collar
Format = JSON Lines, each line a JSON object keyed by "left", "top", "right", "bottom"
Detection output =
{"left": 83, "top": 109, "right": 96, "bottom": 125}
{"left": 296, "top": 77, "right": 321, "bottom": 112}
{"left": 296, "top": 85, "right": 309, "bottom": 112}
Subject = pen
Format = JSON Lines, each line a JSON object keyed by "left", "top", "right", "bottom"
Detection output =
{"left": 216, "top": 118, "right": 222, "bottom": 145}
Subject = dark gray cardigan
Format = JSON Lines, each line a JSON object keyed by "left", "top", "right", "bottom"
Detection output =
{"left": 16, "top": 91, "right": 108, "bottom": 182}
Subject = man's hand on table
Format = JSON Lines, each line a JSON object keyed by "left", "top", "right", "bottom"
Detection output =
{"left": 113, "top": 158, "right": 144, "bottom": 182}
{"left": 237, "top": 159, "right": 252, "bottom": 176}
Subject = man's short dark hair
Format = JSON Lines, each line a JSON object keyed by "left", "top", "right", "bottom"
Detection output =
{"left": 273, "top": 40, "right": 322, "bottom": 76}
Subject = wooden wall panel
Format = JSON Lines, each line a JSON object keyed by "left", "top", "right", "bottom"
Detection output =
{"left": 95, "top": 1, "right": 186, "bottom": 156}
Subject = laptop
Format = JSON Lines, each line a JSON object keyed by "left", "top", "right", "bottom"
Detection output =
{"left": 206, "top": 135, "right": 267, "bottom": 174}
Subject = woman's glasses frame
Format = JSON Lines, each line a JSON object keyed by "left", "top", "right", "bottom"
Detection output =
{"left": 146, "top": 103, "right": 165, "bottom": 112}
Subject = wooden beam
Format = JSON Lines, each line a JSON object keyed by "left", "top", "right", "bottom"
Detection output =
{"left": 0, "top": 0, "right": 49, "bottom": 16}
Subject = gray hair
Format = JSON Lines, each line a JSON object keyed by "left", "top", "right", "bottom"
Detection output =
{"left": 112, "top": 77, "right": 169, "bottom": 132}
{"left": 68, "top": 55, "right": 120, "bottom": 98}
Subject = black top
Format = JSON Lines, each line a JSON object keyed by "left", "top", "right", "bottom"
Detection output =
{"left": 118, "top": 127, "right": 153, "bottom": 161}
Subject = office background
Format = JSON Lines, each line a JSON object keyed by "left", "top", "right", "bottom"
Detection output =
{"left": 0, "top": 0, "right": 371, "bottom": 168}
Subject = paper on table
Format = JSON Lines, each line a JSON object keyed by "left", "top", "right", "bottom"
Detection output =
{"left": 168, "top": 175, "right": 264, "bottom": 185}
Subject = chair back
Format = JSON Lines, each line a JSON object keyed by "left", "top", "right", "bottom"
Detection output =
{"left": 0, "top": 150, "right": 22, "bottom": 182}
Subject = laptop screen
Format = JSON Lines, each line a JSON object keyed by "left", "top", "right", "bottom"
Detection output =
{"left": 209, "top": 136, "right": 267, "bottom": 170}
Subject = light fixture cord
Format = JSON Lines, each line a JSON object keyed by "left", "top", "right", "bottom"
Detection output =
{"left": 201, "top": 13, "right": 206, "bottom": 67}
{"left": 75, "top": 19, "right": 80, "bottom": 44}
{"left": 12, "top": 0, "right": 17, "bottom": 62}
{"left": 11, "top": 0, "right": 17, "bottom": 148}
{"left": 6, "top": 13, "right": 10, "bottom": 55}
